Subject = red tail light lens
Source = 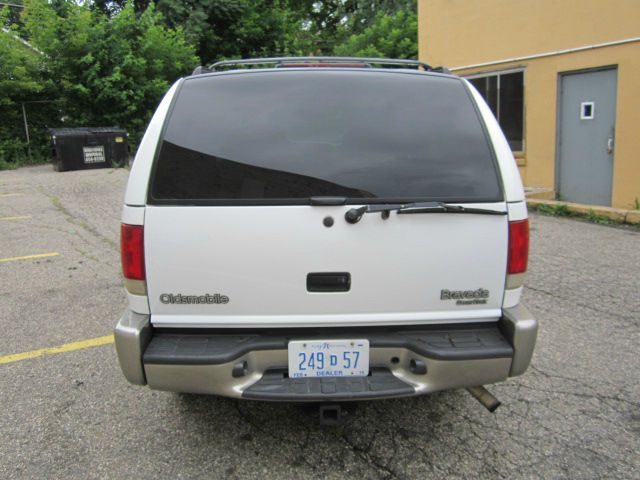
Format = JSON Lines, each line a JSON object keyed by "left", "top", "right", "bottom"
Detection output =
{"left": 508, "top": 219, "right": 529, "bottom": 275}
{"left": 121, "top": 224, "right": 145, "bottom": 280}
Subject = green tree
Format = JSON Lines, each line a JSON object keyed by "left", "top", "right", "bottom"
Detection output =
{"left": 1, "top": 0, "right": 420, "bottom": 168}
{"left": 296, "top": 0, "right": 417, "bottom": 54}
{"left": 340, "top": 0, "right": 416, "bottom": 34}
{"left": 334, "top": 10, "right": 418, "bottom": 59}
{"left": 113, "top": 0, "right": 418, "bottom": 64}
{"left": 154, "top": 0, "right": 317, "bottom": 62}
{"left": 20, "top": 0, "right": 197, "bottom": 147}
{"left": 0, "top": 7, "right": 55, "bottom": 164}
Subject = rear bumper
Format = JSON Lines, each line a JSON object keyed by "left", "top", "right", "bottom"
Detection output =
{"left": 114, "top": 305, "right": 537, "bottom": 401}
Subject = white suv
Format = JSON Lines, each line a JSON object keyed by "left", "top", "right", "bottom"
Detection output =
{"left": 115, "top": 57, "right": 537, "bottom": 416}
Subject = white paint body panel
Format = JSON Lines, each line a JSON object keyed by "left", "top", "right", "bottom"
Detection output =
{"left": 124, "top": 81, "right": 181, "bottom": 207}
{"left": 503, "top": 287, "right": 523, "bottom": 309}
{"left": 507, "top": 201, "right": 528, "bottom": 222}
{"left": 145, "top": 204, "right": 508, "bottom": 327}
{"left": 464, "top": 78, "right": 525, "bottom": 203}
{"left": 121, "top": 205, "right": 145, "bottom": 225}
{"left": 123, "top": 72, "right": 531, "bottom": 327}
{"left": 128, "top": 293, "right": 149, "bottom": 315}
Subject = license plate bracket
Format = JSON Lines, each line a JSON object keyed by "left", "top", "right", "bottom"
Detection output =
{"left": 288, "top": 339, "right": 370, "bottom": 378}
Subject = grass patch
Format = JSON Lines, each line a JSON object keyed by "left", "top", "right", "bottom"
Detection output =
{"left": 585, "top": 209, "right": 614, "bottom": 225}
{"left": 0, "top": 159, "right": 21, "bottom": 170}
{"left": 532, "top": 202, "right": 638, "bottom": 228}
{"left": 533, "top": 202, "right": 612, "bottom": 225}
{"left": 536, "top": 203, "right": 572, "bottom": 217}
{"left": 0, "top": 156, "right": 51, "bottom": 171}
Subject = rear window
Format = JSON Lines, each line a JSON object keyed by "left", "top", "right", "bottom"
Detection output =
{"left": 150, "top": 71, "right": 502, "bottom": 204}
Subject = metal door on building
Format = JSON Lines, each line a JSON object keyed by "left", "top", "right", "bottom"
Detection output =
{"left": 557, "top": 68, "right": 617, "bottom": 206}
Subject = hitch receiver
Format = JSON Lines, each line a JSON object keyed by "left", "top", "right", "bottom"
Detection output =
{"left": 319, "top": 404, "right": 348, "bottom": 426}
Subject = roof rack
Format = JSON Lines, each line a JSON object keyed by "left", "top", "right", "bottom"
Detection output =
{"left": 205, "top": 56, "right": 439, "bottom": 72}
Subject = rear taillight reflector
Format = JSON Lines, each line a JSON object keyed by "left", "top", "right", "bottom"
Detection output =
{"left": 121, "top": 224, "right": 146, "bottom": 294}
{"left": 507, "top": 219, "right": 529, "bottom": 276}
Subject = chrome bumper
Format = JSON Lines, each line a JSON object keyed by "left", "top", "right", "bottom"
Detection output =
{"left": 114, "top": 305, "right": 537, "bottom": 400}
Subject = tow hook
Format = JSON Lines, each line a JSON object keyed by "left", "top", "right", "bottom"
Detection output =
{"left": 466, "top": 386, "right": 501, "bottom": 412}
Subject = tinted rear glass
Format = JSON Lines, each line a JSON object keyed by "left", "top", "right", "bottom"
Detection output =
{"left": 151, "top": 71, "right": 502, "bottom": 204}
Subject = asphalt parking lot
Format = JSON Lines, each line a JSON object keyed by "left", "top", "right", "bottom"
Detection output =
{"left": 1, "top": 164, "right": 639, "bottom": 479}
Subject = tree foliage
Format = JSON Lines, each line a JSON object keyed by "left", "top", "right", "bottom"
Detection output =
{"left": 335, "top": 10, "right": 418, "bottom": 59}
{"left": 0, "top": 0, "right": 417, "bottom": 167}
{"left": 154, "top": 0, "right": 318, "bottom": 61}
{"left": 0, "top": 7, "right": 55, "bottom": 164}
{"left": 153, "top": 0, "right": 417, "bottom": 62}
{"left": 21, "top": 0, "right": 197, "bottom": 147}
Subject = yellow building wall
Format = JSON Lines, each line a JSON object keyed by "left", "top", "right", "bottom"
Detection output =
{"left": 418, "top": 0, "right": 640, "bottom": 208}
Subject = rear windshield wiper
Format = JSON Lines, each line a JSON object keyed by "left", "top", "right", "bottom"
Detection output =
{"left": 345, "top": 202, "right": 506, "bottom": 224}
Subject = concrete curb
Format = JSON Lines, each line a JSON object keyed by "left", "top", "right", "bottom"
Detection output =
{"left": 527, "top": 198, "right": 640, "bottom": 225}
{"left": 524, "top": 187, "right": 555, "bottom": 200}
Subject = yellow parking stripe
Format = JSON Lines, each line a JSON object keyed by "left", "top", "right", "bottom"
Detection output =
{"left": 0, "top": 252, "right": 59, "bottom": 263}
{"left": 0, "top": 193, "right": 23, "bottom": 198}
{"left": 0, "top": 335, "right": 114, "bottom": 365}
{"left": 0, "top": 215, "right": 31, "bottom": 221}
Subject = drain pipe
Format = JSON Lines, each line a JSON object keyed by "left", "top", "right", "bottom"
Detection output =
{"left": 467, "top": 386, "right": 501, "bottom": 412}
{"left": 450, "top": 37, "right": 640, "bottom": 72}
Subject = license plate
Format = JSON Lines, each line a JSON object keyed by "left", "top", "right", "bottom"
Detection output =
{"left": 288, "top": 339, "right": 369, "bottom": 378}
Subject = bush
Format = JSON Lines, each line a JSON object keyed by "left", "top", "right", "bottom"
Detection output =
{"left": 334, "top": 10, "right": 417, "bottom": 59}
{"left": 0, "top": 1, "right": 197, "bottom": 167}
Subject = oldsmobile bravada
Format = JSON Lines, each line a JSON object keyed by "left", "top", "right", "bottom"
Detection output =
{"left": 115, "top": 57, "right": 537, "bottom": 419}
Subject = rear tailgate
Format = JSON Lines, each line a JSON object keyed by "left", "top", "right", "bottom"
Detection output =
{"left": 145, "top": 204, "right": 507, "bottom": 327}
{"left": 144, "top": 69, "right": 507, "bottom": 328}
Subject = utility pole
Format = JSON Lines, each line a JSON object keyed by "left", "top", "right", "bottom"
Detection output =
{"left": 21, "top": 102, "right": 32, "bottom": 163}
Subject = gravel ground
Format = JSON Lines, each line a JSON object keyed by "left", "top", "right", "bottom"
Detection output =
{"left": 1, "top": 165, "right": 638, "bottom": 479}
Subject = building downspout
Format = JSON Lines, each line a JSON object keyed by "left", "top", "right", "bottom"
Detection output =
{"left": 451, "top": 37, "right": 640, "bottom": 72}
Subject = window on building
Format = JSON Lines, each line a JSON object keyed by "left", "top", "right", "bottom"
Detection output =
{"left": 468, "top": 71, "right": 524, "bottom": 152}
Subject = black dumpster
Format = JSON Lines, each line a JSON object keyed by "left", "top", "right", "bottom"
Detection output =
{"left": 50, "top": 127, "right": 128, "bottom": 172}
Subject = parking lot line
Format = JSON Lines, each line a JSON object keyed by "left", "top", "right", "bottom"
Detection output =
{"left": 0, "top": 252, "right": 59, "bottom": 263}
{"left": 0, "top": 335, "right": 114, "bottom": 365}
{"left": 0, "top": 193, "right": 23, "bottom": 198}
{"left": 0, "top": 215, "right": 31, "bottom": 221}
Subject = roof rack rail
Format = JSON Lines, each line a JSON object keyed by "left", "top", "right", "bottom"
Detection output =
{"left": 431, "top": 66, "right": 452, "bottom": 74}
{"left": 208, "top": 56, "right": 438, "bottom": 72}
{"left": 191, "top": 65, "right": 213, "bottom": 76}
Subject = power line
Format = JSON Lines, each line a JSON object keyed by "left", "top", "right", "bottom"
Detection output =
{"left": 0, "top": 3, "right": 25, "bottom": 8}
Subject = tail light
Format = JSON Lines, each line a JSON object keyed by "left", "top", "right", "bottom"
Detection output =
{"left": 507, "top": 219, "right": 529, "bottom": 289}
{"left": 121, "top": 223, "right": 146, "bottom": 295}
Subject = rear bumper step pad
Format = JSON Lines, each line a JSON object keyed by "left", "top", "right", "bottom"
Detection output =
{"left": 117, "top": 305, "right": 537, "bottom": 398}
{"left": 143, "top": 323, "right": 513, "bottom": 366}
{"left": 243, "top": 367, "right": 414, "bottom": 401}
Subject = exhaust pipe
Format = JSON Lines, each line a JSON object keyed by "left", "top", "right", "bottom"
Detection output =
{"left": 467, "top": 386, "right": 501, "bottom": 412}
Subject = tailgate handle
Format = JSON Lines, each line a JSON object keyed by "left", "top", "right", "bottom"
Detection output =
{"left": 307, "top": 272, "right": 351, "bottom": 292}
